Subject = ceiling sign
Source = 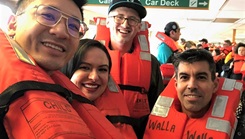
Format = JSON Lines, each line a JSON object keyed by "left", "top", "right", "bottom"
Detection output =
{"left": 87, "top": 0, "right": 209, "bottom": 10}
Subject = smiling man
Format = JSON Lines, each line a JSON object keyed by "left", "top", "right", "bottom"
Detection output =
{"left": 174, "top": 50, "right": 218, "bottom": 118}
{"left": 94, "top": 0, "right": 164, "bottom": 138}
{"left": 0, "top": 0, "right": 122, "bottom": 138}
{"left": 144, "top": 49, "right": 242, "bottom": 139}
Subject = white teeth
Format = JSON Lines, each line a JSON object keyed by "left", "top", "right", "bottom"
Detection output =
{"left": 119, "top": 29, "right": 129, "bottom": 34}
{"left": 84, "top": 84, "right": 98, "bottom": 89}
{"left": 120, "top": 31, "right": 128, "bottom": 33}
{"left": 44, "top": 43, "right": 63, "bottom": 52}
{"left": 187, "top": 95, "right": 199, "bottom": 98}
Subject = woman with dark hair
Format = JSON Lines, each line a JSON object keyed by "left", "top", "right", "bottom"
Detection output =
{"left": 62, "top": 39, "right": 112, "bottom": 80}
{"left": 222, "top": 42, "right": 245, "bottom": 80}
{"left": 61, "top": 39, "right": 137, "bottom": 139}
{"left": 234, "top": 42, "right": 245, "bottom": 139}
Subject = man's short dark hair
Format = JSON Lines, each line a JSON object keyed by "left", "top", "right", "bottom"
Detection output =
{"left": 224, "top": 40, "right": 232, "bottom": 46}
{"left": 173, "top": 49, "right": 216, "bottom": 81}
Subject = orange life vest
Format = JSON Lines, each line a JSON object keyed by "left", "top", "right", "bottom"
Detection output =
{"left": 144, "top": 78, "right": 242, "bottom": 139}
{"left": 213, "top": 54, "right": 225, "bottom": 63}
{"left": 156, "top": 32, "right": 179, "bottom": 52}
{"left": 233, "top": 54, "right": 245, "bottom": 74}
{"left": 222, "top": 46, "right": 233, "bottom": 56}
{"left": 94, "top": 17, "right": 151, "bottom": 118}
{"left": 159, "top": 63, "right": 175, "bottom": 85}
{"left": 94, "top": 76, "right": 137, "bottom": 139}
{"left": 0, "top": 29, "right": 123, "bottom": 139}
{"left": 242, "top": 63, "right": 245, "bottom": 75}
{"left": 202, "top": 43, "right": 209, "bottom": 49}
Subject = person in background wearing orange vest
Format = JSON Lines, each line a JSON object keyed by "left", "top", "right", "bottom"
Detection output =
{"left": 144, "top": 49, "right": 242, "bottom": 139}
{"left": 233, "top": 43, "right": 245, "bottom": 139}
{"left": 0, "top": 0, "right": 123, "bottom": 138}
{"left": 224, "top": 47, "right": 235, "bottom": 64}
{"left": 222, "top": 39, "right": 233, "bottom": 56}
{"left": 156, "top": 22, "right": 181, "bottom": 88}
{"left": 199, "top": 38, "right": 209, "bottom": 50}
{"left": 97, "top": 0, "right": 164, "bottom": 138}
{"left": 61, "top": 39, "right": 137, "bottom": 139}
{"left": 156, "top": 21, "right": 181, "bottom": 64}
{"left": 222, "top": 42, "right": 245, "bottom": 81}
{"left": 223, "top": 40, "right": 236, "bottom": 64}
{"left": 210, "top": 47, "right": 225, "bottom": 77}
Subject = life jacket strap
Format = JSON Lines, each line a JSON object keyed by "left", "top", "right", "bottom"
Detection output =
{"left": 118, "top": 84, "right": 147, "bottom": 94}
{"left": 106, "top": 115, "right": 139, "bottom": 127}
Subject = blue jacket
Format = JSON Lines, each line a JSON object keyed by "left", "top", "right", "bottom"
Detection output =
{"left": 156, "top": 42, "right": 173, "bottom": 64}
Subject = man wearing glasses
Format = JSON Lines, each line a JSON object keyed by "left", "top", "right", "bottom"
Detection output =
{"left": 0, "top": 0, "right": 122, "bottom": 138}
{"left": 95, "top": 0, "right": 164, "bottom": 138}
{"left": 222, "top": 39, "right": 233, "bottom": 56}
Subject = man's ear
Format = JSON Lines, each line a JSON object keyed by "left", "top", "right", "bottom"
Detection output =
{"left": 137, "top": 22, "right": 142, "bottom": 32}
{"left": 170, "top": 30, "right": 175, "bottom": 36}
{"left": 106, "top": 17, "right": 110, "bottom": 28}
{"left": 7, "top": 15, "right": 17, "bottom": 37}
{"left": 174, "top": 77, "right": 178, "bottom": 88}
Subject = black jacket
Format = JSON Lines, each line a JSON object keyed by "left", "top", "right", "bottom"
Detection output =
{"left": 222, "top": 58, "right": 243, "bottom": 80}
{"left": 234, "top": 91, "right": 245, "bottom": 139}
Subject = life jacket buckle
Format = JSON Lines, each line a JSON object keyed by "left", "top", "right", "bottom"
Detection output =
{"left": 141, "top": 87, "right": 147, "bottom": 94}
{"left": 65, "top": 91, "right": 73, "bottom": 103}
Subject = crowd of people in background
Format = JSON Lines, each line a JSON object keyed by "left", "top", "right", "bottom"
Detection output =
{"left": 0, "top": 0, "right": 244, "bottom": 139}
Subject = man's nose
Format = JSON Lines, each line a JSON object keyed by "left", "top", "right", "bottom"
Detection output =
{"left": 49, "top": 18, "right": 70, "bottom": 39}
{"left": 187, "top": 78, "right": 197, "bottom": 90}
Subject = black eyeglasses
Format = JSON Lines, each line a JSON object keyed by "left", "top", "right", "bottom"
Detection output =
{"left": 17, "top": 5, "right": 88, "bottom": 39}
{"left": 109, "top": 15, "right": 140, "bottom": 26}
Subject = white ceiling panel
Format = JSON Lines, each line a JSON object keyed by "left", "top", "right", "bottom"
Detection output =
{"left": 1, "top": 0, "right": 244, "bottom": 43}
